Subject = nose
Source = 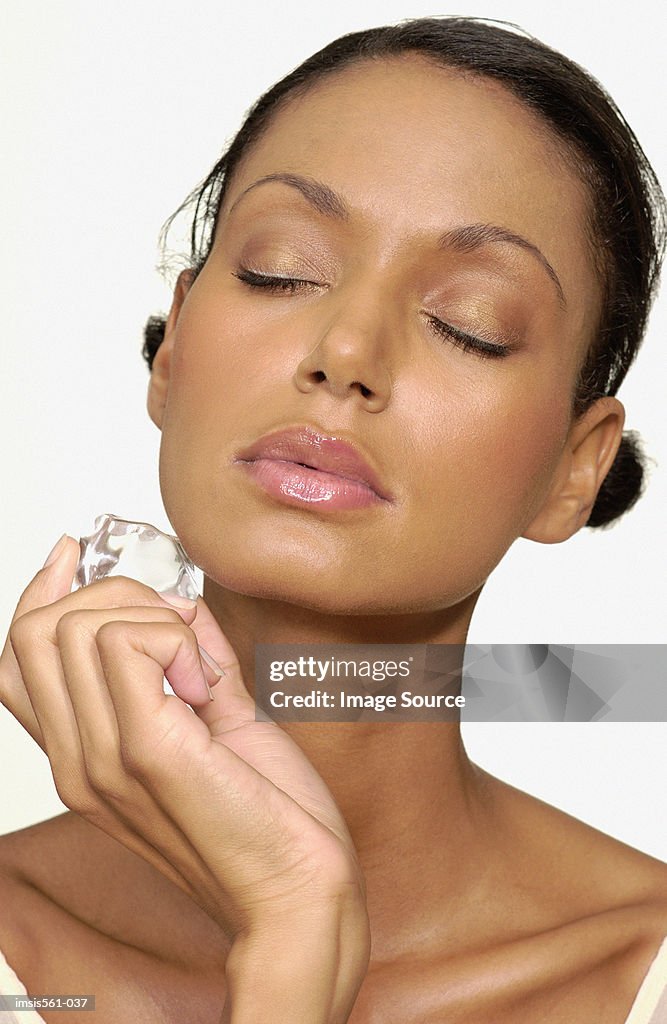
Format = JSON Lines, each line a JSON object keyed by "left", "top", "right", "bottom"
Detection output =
{"left": 292, "top": 299, "right": 393, "bottom": 413}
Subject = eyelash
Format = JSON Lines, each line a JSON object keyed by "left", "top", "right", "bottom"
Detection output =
{"left": 234, "top": 268, "right": 309, "bottom": 293}
{"left": 233, "top": 267, "right": 512, "bottom": 360}
{"left": 426, "top": 318, "right": 511, "bottom": 360}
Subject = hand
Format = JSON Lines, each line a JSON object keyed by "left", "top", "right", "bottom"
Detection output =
{"left": 0, "top": 536, "right": 369, "bottom": 948}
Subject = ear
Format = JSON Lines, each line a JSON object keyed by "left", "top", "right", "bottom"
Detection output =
{"left": 521, "top": 397, "right": 625, "bottom": 544}
{"left": 146, "top": 269, "right": 195, "bottom": 429}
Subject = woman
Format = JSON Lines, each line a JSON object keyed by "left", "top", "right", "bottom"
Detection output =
{"left": 0, "top": 16, "right": 665, "bottom": 1023}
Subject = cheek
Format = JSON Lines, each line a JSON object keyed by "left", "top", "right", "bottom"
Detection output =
{"left": 410, "top": 380, "right": 572, "bottom": 578}
{"left": 477, "top": 391, "right": 569, "bottom": 504}
{"left": 169, "top": 291, "right": 298, "bottom": 421}
{"left": 164, "top": 300, "right": 276, "bottom": 457}
{"left": 156, "top": 297, "right": 243, "bottom": 519}
{"left": 157, "top": 290, "right": 304, "bottom": 543}
{"left": 417, "top": 366, "right": 570, "bottom": 491}
{"left": 171, "top": 298, "right": 251, "bottom": 391}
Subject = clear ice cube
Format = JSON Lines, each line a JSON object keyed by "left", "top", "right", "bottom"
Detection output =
{"left": 73, "top": 513, "right": 199, "bottom": 601}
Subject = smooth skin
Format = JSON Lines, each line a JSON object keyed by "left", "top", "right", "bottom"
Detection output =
{"left": 1, "top": 57, "right": 666, "bottom": 1023}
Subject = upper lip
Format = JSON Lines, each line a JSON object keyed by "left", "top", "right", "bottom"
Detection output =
{"left": 234, "top": 425, "right": 392, "bottom": 500}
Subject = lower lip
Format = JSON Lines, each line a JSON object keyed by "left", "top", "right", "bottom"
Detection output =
{"left": 234, "top": 458, "right": 386, "bottom": 510}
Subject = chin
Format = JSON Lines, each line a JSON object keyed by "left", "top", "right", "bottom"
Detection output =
{"left": 166, "top": 509, "right": 490, "bottom": 617}
{"left": 199, "top": 557, "right": 476, "bottom": 618}
{"left": 200, "top": 559, "right": 384, "bottom": 614}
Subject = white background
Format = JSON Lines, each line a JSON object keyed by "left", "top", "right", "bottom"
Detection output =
{"left": 1, "top": 2, "right": 665, "bottom": 858}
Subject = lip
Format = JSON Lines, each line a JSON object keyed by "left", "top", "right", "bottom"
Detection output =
{"left": 233, "top": 425, "right": 392, "bottom": 506}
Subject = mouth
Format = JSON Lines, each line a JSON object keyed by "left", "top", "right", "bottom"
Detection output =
{"left": 233, "top": 425, "right": 393, "bottom": 510}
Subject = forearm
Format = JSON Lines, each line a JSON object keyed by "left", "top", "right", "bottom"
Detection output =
{"left": 220, "top": 902, "right": 371, "bottom": 1024}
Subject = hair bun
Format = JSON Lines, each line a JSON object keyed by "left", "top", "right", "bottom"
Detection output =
{"left": 142, "top": 315, "right": 167, "bottom": 372}
{"left": 586, "top": 429, "right": 648, "bottom": 528}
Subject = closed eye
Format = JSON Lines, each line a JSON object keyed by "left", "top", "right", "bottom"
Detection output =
{"left": 234, "top": 268, "right": 513, "bottom": 360}
{"left": 233, "top": 267, "right": 319, "bottom": 292}
{"left": 426, "top": 316, "right": 513, "bottom": 360}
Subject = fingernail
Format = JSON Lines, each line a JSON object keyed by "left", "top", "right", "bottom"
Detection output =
{"left": 198, "top": 644, "right": 225, "bottom": 679}
{"left": 162, "top": 593, "right": 198, "bottom": 608}
{"left": 42, "top": 534, "right": 68, "bottom": 568}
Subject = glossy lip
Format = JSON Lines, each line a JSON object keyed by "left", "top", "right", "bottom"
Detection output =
{"left": 233, "top": 425, "right": 393, "bottom": 502}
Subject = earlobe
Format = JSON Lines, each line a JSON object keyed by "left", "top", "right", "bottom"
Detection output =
{"left": 521, "top": 397, "right": 626, "bottom": 544}
{"left": 146, "top": 269, "right": 195, "bottom": 430}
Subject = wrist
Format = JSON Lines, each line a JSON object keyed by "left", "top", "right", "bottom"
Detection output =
{"left": 223, "top": 900, "right": 371, "bottom": 1024}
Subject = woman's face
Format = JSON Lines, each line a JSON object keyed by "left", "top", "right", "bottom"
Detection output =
{"left": 150, "top": 58, "right": 602, "bottom": 615}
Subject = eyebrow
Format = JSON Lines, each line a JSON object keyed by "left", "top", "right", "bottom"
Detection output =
{"left": 229, "top": 172, "right": 349, "bottom": 220}
{"left": 439, "top": 223, "right": 566, "bottom": 309}
{"left": 228, "top": 172, "right": 566, "bottom": 308}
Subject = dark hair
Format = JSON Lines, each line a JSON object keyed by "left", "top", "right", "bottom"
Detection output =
{"left": 142, "top": 16, "right": 665, "bottom": 529}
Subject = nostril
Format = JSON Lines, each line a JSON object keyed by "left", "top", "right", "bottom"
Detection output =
{"left": 305, "top": 369, "right": 373, "bottom": 400}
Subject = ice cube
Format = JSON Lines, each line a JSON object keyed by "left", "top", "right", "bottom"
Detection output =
{"left": 73, "top": 513, "right": 199, "bottom": 601}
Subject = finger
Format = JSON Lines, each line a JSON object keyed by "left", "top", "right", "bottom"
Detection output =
{"left": 14, "top": 534, "right": 81, "bottom": 612}
{"left": 182, "top": 597, "right": 259, "bottom": 730}
{"left": 94, "top": 619, "right": 217, "bottom": 773}
{"left": 11, "top": 535, "right": 199, "bottom": 628}
{"left": 5, "top": 560, "right": 235, "bottom": 908}
{"left": 1, "top": 533, "right": 198, "bottom": 746}
{"left": 8, "top": 607, "right": 86, "bottom": 780}
{"left": 12, "top": 600, "right": 218, "bottom": 897}
{"left": 0, "top": 535, "right": 81, "bottom": 743}
{"left": 56, "top": 606, "right": 209, "bottom": 762}
{"left": 0, "top": 632, "right": 43, "bottom": 746}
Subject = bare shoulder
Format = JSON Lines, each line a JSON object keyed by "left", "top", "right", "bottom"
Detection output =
{"left": 0, "top": 814, "right": 227, "bottom": 1022}
{"left": 0, "top": 811, "right": 227, "bottom": 964}
{"left": 0, "top": 811, "right": 167, "bottom": 952}
{"left": 479, "top": 764, "right": 667, "bottom": 905}
{"left": 479, "top": 768, "right": 667, "bottom": 1016}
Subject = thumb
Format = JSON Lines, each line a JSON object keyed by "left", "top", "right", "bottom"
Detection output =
{"left": 186, "top": 596, "right": 256, "bottom": 707}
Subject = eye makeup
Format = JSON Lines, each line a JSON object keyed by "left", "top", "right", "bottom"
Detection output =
{"left": 233, "top": 266, "right": 516, "bottom": 361}
{"left": 233, "top": 267, "right": 323, "bottom": 292}
{"left": 425, "top": 317, "right": 513, "bottom": 360}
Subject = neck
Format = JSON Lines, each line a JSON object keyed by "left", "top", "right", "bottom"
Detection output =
{"left": 202, "top": 580, "right": 497, "bottom": 961}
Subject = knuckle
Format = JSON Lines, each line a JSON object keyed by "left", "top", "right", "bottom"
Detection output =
{"left": 54, "top": 608, "right": 95, "bottom": 643}
{"left": 50, "top": 763, "right": 97, "bottom": 815}
{"left": 85, "top": 761, "right": 127, "bottom": 802}
{"left": 95, "top": 619, "right": 127, "bottom": 647}
{"left": 168, "top": 620, "right": 194, "bottom": 644}
{"left": 9, "top": 608, "right": 41, "bottom": 652}
{"left": 119, "top": 736, "right": 156, "bottom": 776}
